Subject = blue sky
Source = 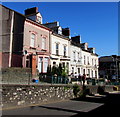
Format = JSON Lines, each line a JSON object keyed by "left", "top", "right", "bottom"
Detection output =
{"left": 2, "top": 2, "right": 118, "bottom": 57}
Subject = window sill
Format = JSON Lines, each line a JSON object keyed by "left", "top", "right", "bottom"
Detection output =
{"left": 30, "top": 47, "right": 36, "bottom": 50}
{"left": 41, "top": 49, "right": 47, "bottom": 51}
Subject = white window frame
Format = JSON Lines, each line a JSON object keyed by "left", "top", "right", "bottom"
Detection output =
{"left": 84, "top": 56, "right": 86, "bottom": 65}
{"left": 56, "top": 43, "right": 59, "bottom": 55}
{"left": 42, "top": 37, "right": 46, "bottom": 50}
{"left": 73, "top": 51, "right": 76, "bottom": 62}
{"left": 63, "top": 45, "right": 67, "bottom": 57}
{"left": 30, "top": 33, "right": 35, "bottom": 48}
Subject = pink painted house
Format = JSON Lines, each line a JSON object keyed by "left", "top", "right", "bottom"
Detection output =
{"left": 23, "top": 7, "right": 51, "bottom": 74}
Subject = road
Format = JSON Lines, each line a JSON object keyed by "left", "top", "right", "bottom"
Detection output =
{"left": 2, "top": 98, "right": 103, "bottom": 116}
{"left": 2, "top": 92, "right": 120, "bottom": 117}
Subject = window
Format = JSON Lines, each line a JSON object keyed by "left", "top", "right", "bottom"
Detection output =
{"left": 95, "top": 59, "right": 97, "bottom": 66}
{"left": 66, "top": 62, "right": 69, "bottom": 74}
{"left": 30, "top": 33, "right": 35, "bottom": 48}
{"left": 72, "top": 67, "right": 74, "bottom": 73}
{"left": 73, "top": 51, "right": 76, "bottom": 61}
{"left": 83, "top": 69, "right": 85, "bottom": 74}
{"left": 84, "top": 56, "right": 86, "bottom": 65}
{"left": 58, "top": 27, "right": 62, "bottom": 35}
{"left": 92, "top": 70, "right": 94, "bottom": 78}
{"left": 42, "top": 37, "right": 46, "bottom": 50}
{"left": 78, "top": 68, "right": 80, "bottom": 74}
{"left": 95, "top": 71, "right": 97, "bottom": 78}
{"left": 53, "top": 62, "right": 56, "bottom": 66}
{"left": 44, "top": 58, "right": 49, "bottom": 73}
{"left": 56, "top": 43, "right": 59, "bottom": 55}
{"left": 87, "top": 57, "right": 89, "bottom": 65}
{"left": 88, "top": 69, "right": 90, "bottom": 77}
{"left": 92, "top": 59, "right": 94, "bottom": 65}
{"left": 62, "top": 62, "right": 65, "bottom": 68}
{"left": 63, "top": 46, "right": 67, "bottom": 57}
{"left": 37, "top": 16, "right": 41, "bottom": 23}
{"left": 26, "top": 55, "right": 32, "bottom": 68}
{"left": 78, "top": 53, "right": 80, "bottom": 62}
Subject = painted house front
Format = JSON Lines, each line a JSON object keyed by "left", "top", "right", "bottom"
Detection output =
{"left": 70, "top": 36, "right": 99, "bottom": 79}
{"left": 43, "top": 22, "right": 71, "bottom": 74}
{"left": 50, "top": 33, "right": 70, "bottom": 74}
{"left": 23, "top": 19, "right": 51, "bottom": 74}
{"left": 81, "top": 49, "right": 99, "bottom": 79}
{"left": 70, "top": 42, "right": 82, "bottom": 75}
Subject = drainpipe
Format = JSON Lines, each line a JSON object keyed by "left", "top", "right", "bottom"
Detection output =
{"left": 9, "top": 11, "right": 14, "bottom": 67}
{"left": 49, "top": 31, "right": 52, "bottom": 66}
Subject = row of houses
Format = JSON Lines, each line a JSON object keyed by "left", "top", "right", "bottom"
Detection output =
{"left": 0, "top": 5, "right": 99, "bottom": 79}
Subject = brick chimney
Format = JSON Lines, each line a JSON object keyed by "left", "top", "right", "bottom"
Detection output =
{"left": 71, "top": 35, "right": 81, "bottom": 43}
{"left": 25, "top": 7, "right": 38, "bottom": 16}
{"left": 25, "top": 7, "right": 42, "bottom": 24}
{"left": 62, "top": 28, "right": 70, "bottom": 37}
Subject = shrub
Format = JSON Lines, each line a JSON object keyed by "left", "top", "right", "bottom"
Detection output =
{"left": 73, "top": 84, "right": 80, "bottom": 97}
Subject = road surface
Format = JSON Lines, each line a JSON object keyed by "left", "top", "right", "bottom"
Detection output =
{"left": 2, "top": 98, "right": 103, "bottom": 116}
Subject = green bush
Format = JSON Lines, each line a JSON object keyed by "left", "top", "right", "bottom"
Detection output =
{"left": 73, "top": 84, "right": 80, "bottom": 97}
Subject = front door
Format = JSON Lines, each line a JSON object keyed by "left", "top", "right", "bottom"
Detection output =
{"left": 32, "top": 55, "right": 36, "bottom": 75}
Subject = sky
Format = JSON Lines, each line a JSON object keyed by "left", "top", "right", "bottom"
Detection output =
{"left": 2, "top": 2, "right": 118, "bottom": 57}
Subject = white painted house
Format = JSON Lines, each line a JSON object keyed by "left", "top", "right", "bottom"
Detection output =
{"left": 70, "top": 36, "right": 99, "bottom": 79}
{"left": 70, "top": 42, "right": 82, "bottom": 75}
{"left": 50, "top": 33, "right": 70, "bottom": 71}
{"left": 81, "top": 48, "right": 99, "bottom": 78}
{"left": 43, "top": 22, "right": 71, "bottom": 74}
{"left": 43, "top": 22, "right": 99, "bottom": 78}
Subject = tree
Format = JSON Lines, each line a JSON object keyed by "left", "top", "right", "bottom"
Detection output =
{"left": 61, "top": 67, "right": 68, "bottom": 78}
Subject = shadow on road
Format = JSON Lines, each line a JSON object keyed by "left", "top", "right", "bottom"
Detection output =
{"left": 38, "top": 105, "right": 85, "bottom": 115}
{"left": 38, "top": 93, "right": 120, "bottom": 116}
{"left": 71, "top": 93, "right": 120, "bottom": 116}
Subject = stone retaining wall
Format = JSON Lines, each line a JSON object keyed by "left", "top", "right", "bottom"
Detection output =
{"left": 2, "top": 68, "right": 32, "bottom": 84}
{"left": 2, "top": 84, "right": 74, "bottom": 109}
{"left": 1, "top": 84, "right": 120, "bottom": 109}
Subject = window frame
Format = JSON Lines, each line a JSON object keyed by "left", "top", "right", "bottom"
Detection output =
{"left": 56, "top": 43, "right": 59, "bottom": 56}
{"left": 30, "top": 33, "right": 36, "bottom": 48}
{"left": 41, "top": 37, "right": 46, "bottom": 50}
{"left": 63, "top": 45, "right": 67, "bottom": 57}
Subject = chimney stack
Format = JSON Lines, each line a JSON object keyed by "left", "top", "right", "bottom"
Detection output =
{"left": 62, "top": 28, "right": 70, "bottom": 37}
{"left": 71, "top": 35, "right": 81, "bottom": 43}
{"left": 25, "top": 7, "right": 38, "bottom": 16}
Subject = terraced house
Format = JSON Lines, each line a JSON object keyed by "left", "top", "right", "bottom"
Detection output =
{"left": 23, "top": 7, "right": 51, "bottom": 75}
{"left": 1, "top": 5, "right": 51, "bottom": 76}
{"left": 43, "top": 22, "right": 71, "bottom": 74}
{"left": 1, "top": 5, "right": 99, "bottom": 79}
{"left": 70, "top": 36, "right": 98, "bottom": 78}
